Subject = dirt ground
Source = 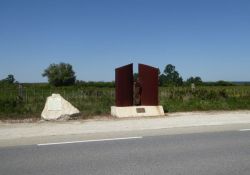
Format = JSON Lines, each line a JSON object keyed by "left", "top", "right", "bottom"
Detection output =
{"left": 1, "top": 110, "right": 250, "bottom": 140}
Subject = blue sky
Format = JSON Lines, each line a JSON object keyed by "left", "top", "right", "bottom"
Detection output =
{"left": 0, "top": 0, "right": 249, "bottom": 82}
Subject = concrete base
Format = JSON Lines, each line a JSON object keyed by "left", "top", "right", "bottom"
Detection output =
{"left": 111, "top": 106, "right": 165, "bottom": 118}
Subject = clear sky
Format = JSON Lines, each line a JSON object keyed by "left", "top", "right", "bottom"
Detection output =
{"left": 0, "top": 0, "right": 249, "bottom": 83}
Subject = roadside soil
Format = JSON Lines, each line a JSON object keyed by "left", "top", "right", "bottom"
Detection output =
{"left": 1, "top": 110, "right": 250, "bottom": 123}
{"left": 0, "top": 110, "right": 250, "bottom": 141}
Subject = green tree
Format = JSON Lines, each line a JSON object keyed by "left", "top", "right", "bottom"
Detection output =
{"left": 0, "top": 74, "right": 15, "bottom": 84}
{"left": 186, "top": 76, "right": 203, "bottom": 85}
{"left": 162, "top": 64, "right": 183, "bottom": 86}
{"left": 42, "top": 63, "right": 76, "bottom": 86}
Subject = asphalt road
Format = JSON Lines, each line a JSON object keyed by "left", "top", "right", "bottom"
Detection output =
{"left": 1, "top": 130, "right": 250, "bottom": 175}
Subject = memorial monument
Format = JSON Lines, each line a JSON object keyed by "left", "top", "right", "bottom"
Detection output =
{"left": 41, "top": 94, "right": 80, "bottom": 120}
{"left": 111, "top": 63, "right": 164, "bottom": 118}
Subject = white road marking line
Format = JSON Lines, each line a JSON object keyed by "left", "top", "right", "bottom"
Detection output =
{"left": 37, "top": 136, "right": 143, "bottom": 146}
{"left": 239, "top": 129, "right": 250, "bottom": 132}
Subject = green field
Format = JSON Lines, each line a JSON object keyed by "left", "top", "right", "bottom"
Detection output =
{"left": 1, "top": 84, "right": 250, "bottom": 119}
{"left": 159, "top": 86, "right": 250, "bottom": 112}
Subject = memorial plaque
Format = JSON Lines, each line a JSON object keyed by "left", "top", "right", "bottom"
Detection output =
{"left": 139, "top": 64, "right": 158, "bottom": 106}
{"left": 136, "top": 108, "right": 145, "bottom": 113}
{"left": 115, "top": 64, "right": 133, "bottom": 106}
{"left": 48, "top": 97, "right": 62, "bottom": 111}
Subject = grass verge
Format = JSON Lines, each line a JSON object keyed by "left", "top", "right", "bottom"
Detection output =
{"left": 0, "top": 84, "right": 250, "bottom": 120}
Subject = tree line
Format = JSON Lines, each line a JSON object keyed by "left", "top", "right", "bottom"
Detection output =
{"left": 42, "top": 62, "right": 201, "bottom": 87}
{"left": 0, "top": 62, "right": 241, "bottom": 87}
{"left": 158, "top": 64, "right": 202, "bottom": 86}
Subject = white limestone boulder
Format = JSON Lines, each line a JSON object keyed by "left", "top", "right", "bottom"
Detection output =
{"left": 41, "top": 94, "right": 80, "bottom": 120}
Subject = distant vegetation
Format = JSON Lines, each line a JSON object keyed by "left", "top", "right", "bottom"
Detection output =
{"left": 39, "top": 62, "right": 242, "bottom": 87}
{"left": 75, "top": 80, "right": 115, "bottom": 88}
{"left": 0, "top": 74, "right": 17, "bottom": 85}
{"left": 0, "top": 63, "right": 250, "bottom": 119}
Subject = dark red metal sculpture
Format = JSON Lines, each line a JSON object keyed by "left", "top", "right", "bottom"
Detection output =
{"left": 115, "top": 63, "right": 158, "bottom": 106}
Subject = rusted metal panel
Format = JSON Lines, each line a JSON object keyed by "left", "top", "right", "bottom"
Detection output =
{"left": 115, "top": 64, "right": 133, "bottom": 106}
{"left": 139, "top": 64, "right": 158, "bottom": 106}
